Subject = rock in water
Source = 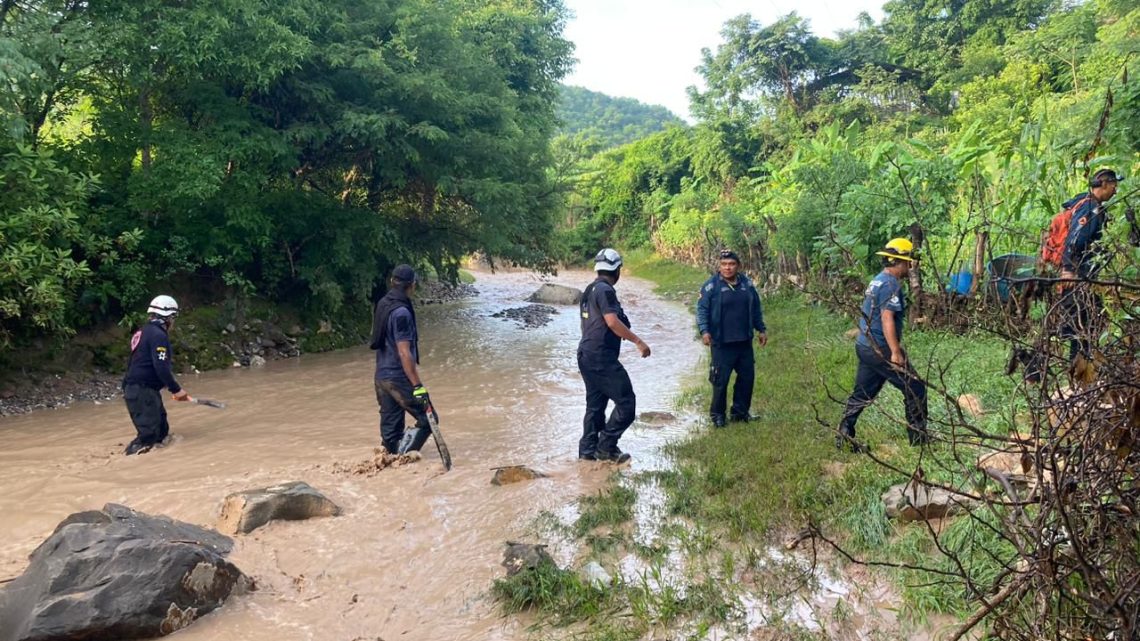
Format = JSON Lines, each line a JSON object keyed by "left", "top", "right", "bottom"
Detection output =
{"left": 217, "top": 481, "right": 341, "bottom": 535}
{"left": 501, "top": 542, "right": 555, "bottom": 577}
{"left": 0, "top": 504, "right": 250, "bottom": 641}
{"left": 526, "top": 284, "right": 583, "bottom": 306}
{"left": 638, "top": 411, "right": 677, "bottom": 424}
{"left": 490, "top": 466, "right": 548, "bottom": 486}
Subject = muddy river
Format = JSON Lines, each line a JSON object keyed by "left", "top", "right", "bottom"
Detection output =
{"left": 0, "top": 270, "right": 705, "bottom": 640}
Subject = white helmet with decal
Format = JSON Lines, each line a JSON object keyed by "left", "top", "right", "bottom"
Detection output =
{"left": 593, "top": 248, "right": 623, "bottom": 271}
{"left": 147, "top": 295, "right": 179, "bottom": 317}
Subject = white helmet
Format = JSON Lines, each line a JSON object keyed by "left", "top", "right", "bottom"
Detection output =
{"left": 593, "top": 248, "right": 623, "bottom": 271}
{"left": 147, "top": 295, "right": 179, "bottom": 317}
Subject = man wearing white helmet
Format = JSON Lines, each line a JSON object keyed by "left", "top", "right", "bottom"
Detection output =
{"left": 576, "top": 248, "right": 651, "bottom": 464}
{"left": 121, "top": 295, "right": 191, "bottom": 455}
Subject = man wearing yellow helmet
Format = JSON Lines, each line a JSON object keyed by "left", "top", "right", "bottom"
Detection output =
{"left": 836, "top": 239, "right": 930, "bottom": 451}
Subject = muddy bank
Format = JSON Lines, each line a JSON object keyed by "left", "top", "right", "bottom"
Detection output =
{"left": 0, "top": 279, "right": 477, "bottom": 417}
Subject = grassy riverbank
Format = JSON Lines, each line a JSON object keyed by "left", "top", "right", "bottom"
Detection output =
{"left": 497, "top": 253, "right": 1018, "bottom": 638}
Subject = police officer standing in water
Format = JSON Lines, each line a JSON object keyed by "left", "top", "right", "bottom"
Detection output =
{"left": 122, "top": 295, "right": 191, "bottom": 455}
{"left": 577, "top": 248, "right": 651, "bottom": 464}
{"left": 370, "top": 264, "right": 437, "bottom": 455}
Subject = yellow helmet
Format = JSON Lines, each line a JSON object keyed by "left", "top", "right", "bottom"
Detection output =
{"left": 875, "top": 238, "right": 916, "bottom": 262}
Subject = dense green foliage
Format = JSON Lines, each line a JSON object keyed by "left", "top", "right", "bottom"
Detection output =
{"left": 0, "top": 0, "right": 572, "bottom": 351}
{"left": 556, "top": 85, "right": 685, "bottom": 148}
{"left": 557, "top": 0, "right": 1140, "bottom": 287}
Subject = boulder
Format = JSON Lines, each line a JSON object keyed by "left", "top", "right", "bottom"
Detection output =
{"left": 491, "top": 466, "right": 548, "bottom": 486}
{"left": 882, "top": 482, "right": 974, "bottom": 523}
{"left": 501, "top": 541, "right": 555, "bottom": 577}
{"left": 0, "top": 504, "right": 249, "bottom": 641}
{"left": 957, "top": 394, "right": 984, "bottom": 417}
{"left": 638, "top": 411, "right": 677, "bottom": 425}
{"left": 581, "top": 561, "right": 611, "bottom": 588}
{"left": 262, "top": 323, "right": 290, "bottom": 345}
{"left": 217, "top": 481, "right": 340, "bottom": 535}
{"left": 526, "top": 284, "right": 583, "bottom": 306}
{"left": 249, "top": 355, "right": 266, "bottom": 368}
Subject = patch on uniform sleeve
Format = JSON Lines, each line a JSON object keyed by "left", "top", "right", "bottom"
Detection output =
{"left": 156, "top": 346, "right": 167, "bottom": 361}
{"left": 704, "top": 283, "right": 713, "bottom": 292}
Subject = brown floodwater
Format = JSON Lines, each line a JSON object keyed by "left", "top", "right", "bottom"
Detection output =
{"left": 0, "top": 270, "right": 706, "bottom": 641}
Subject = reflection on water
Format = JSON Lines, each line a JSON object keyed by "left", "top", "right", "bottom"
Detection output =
{"left": 0, "top": 270, "right": 703, "bottom": 641}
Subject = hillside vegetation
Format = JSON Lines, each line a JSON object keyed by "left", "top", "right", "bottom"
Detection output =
{"left": 556, "top": 85, "right": 685, "bottom": 148}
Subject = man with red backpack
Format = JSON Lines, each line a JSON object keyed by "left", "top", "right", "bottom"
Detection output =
{"left": 1054, "top": 168, "right": 1127, "bottom": 361}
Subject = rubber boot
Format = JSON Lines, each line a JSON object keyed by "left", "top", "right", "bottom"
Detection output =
{"left": 396, "top": 428, "right": 422, "bottom": 454}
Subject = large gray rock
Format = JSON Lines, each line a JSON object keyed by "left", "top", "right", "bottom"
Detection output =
{"left": 217, "top": 481, "right": 340, "bottom": 535}
{"left": 526, "top": 284, "right": 582, "bottom": 306}
{"left": 0, "top": 503, "right": 249, "bottom": 641}
{"left": 882, "top": 482, "right": 975, "bottom": 522}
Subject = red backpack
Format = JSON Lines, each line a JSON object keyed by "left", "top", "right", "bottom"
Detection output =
{"left": 1041, "top": 195, "right": 1091, "bottom": 269}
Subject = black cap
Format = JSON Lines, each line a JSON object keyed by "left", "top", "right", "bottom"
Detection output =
{"left": 719, "top": 249, "right": 740, "bottom": 262}
{"left": 1092, "top": 168, "right": 1123, "bottom": 186}
{"left": 392, "top": 264, "right": 417, "bottom": 283}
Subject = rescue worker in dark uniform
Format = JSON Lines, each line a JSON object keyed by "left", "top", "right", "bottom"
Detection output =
{"left": 837, "top": 239, "right": 929, "bottom": 451}
{"left": 577, "top": 248, "right": 651, "bottom": 463}
{"left": 369, "top": 264, "right": 436, "bottom": 454}
{"left": 1059, "top": 168, "right": 1123, "bottom": 361}
{"left": 122, "top": 295, "right": 191, "bottom": 455}
{"left": 696, "top": 249, "right": 768, "bottom": 427}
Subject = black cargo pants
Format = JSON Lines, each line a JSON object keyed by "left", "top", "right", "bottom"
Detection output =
{"left": 577, "top": 350, "right": 636, "bottom": 458}
{"left": 123, "top": 384, "right": 170, "bottom": 448}
{"left": 375, "top": 377, "right": 431, "bottom": 454}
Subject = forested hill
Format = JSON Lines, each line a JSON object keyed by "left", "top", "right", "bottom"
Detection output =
{"left": 557, "top": 85, "right": 685, "bottom": 147}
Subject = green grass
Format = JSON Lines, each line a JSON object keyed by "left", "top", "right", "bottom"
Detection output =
{"left": 574, "top": 478, "right": 637, "bottom": 537}
{"left": 623, "top": 248, "right": 709, "bottom": 301}
{"left": 626, "top": 254, "right": 1019, "bottom": 621}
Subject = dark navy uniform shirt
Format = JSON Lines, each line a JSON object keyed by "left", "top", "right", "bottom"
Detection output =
{"left": 856, "top": 271, "right": 905, "bottom": 350}
{"left": 719, "top": 282, "right": 752, "bottom": 343}
{"left": 123, "top": 319, "right": 182, "bottom": 393}
{"left": 579, "top": 278, "right": 629, "bottom": 359}
{"left": 375, "top": 307, "right": 418, "bottom": 381}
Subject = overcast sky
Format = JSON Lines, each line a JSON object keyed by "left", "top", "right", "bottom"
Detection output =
{"left": 562, "top": 0, "right": 886, "bottom": 121}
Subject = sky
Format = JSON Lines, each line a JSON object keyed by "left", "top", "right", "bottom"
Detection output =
{"left": 562, "top": 0, "right": 886, "bottom": 121}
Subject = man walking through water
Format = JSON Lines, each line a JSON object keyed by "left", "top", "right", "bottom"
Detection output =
{"left": 696, "top": 249, "right": 767, "bottom": 428}
{"left": 122, "top": 295, "right": 191, "bottom": 455}
{"left": 370, "top": 264, "right": 436, "bottom": 455}
{"left": 577, "top": 248, "right": 651, "bottom": 463}
{"left": 837, "top": 239, "right": 929, "bottom": 452}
